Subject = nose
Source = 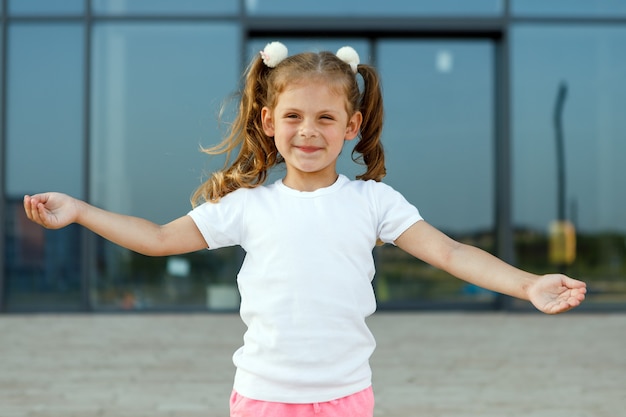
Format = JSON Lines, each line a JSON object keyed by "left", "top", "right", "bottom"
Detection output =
{"left": 299, "top": 119, "right": 318, "bottom": 138}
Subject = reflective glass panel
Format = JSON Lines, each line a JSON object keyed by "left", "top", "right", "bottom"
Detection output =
{"left": 9, "top": 0, "right": 84, "bottom": 14}
{"left": 512, "top": 0, "right": 626, "bottom": 17}
{"left": 91, "top": 23, "right": 240, "bottom": 310}
{"left": 512, "top": 25, "right": 626, "bottom": 306}
{"left": 376, "top": 39, "right": 496, "bottom": 307}
{"left": 4, "top": 23, "right": 84, "bottom": 310}
{"left": 92, "top": 0, "right": 237, "bottom": 15}
{"left": 246, "top": 0, "right": 502, "bottom": 16}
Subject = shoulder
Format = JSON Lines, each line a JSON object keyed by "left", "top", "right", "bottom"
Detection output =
{"left": 216, "top": 182, "right": 277, "bottom": 203}
{"left": 190, "top": 185, "right": 257, "bottom": 216}
{"left": 349, "top": 179, "right": 421, "bottom": 218}
{"left": 341, "top": 177, "right": 403, "bottom": 198}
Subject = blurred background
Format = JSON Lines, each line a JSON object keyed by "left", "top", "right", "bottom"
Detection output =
{"left": 1, "top": 0, "right": 624, "bottom": 313}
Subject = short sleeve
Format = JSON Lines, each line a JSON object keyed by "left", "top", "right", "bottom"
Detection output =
{"left": 187, "top": 189, "right": 247, "bottom": 250}
{"left": 372, "top": 182, "right": 423, "bottom": 244}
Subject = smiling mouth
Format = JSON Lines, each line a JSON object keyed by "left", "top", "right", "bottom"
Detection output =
{"left": 296, "top": 146, "right": 322, "bottom": 153}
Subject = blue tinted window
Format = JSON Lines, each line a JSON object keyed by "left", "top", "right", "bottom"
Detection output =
{"left": 246, "top": 0, "right": 502, "bottom": 16}
{"left": 93, "top": 0, "right": 238, "bottom": 15}
{"left": 512, "top": 25, "right": 626, "bottom": 303}
{"left": 91, "top": 23, "right": 241, "bottom": 309}
{"left": 379, "top": 40, "right": 494, "bottom": 233}
{"left": 512, "top": 0, "right": 626, "bottom": 17}
{"left": 9, "top": 0, "right": 84, "bottom": 14}
{"left": 5, "top": 23, "right": 84, "bottom": 310}
{"left": 376, "top": 39, "right": 496, "bottom": 305}
{"left": 7, "top": 24, "right": 84, "bottom": 198}
{"left": 91, "top": 23, "right": 239, "bottom": 223}
{"left": 513, "top": 25, "right": 626, "bottom": 234}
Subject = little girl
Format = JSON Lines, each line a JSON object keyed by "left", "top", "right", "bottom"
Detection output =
{"left": 24, "top": 42, "right": 586, "bottom": 417}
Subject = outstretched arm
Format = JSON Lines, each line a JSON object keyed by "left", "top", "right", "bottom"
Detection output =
{"left": 395, "top": 220, "right": 586, "bottom": 314}
{"left": 24, "top": 193, "right": 207, "bottom": 256}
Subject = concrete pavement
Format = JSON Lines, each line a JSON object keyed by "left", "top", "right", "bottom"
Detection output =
{"left": 1, "top": 312, "right": 624, "bottom": 417}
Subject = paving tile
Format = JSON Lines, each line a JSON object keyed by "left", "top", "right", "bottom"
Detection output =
{"left": 0, "top": 312, "right": 624, "bottom": 416}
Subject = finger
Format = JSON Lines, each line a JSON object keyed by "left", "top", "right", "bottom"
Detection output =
{"left": 564, "top": 277, "right": 587, "bottom": 291}
{"left": 23, "top": 195, "right": 32, "bottom": 220}
{"left": 29, "top": 199, "right": 44, "bottom": 224}
{"left": 29, "top": 198, "right": 48, "bottom": 226}
{"left": 36, "top": 202, "right": 55, "bottom": 228}
{"left": 26, "top": 196, "right": 41, "bottom": 223}
{"left": 572, "top": 288, "right": 587, "bottom": 301}
{"left": 551, "top": 298, "right": 579, "bottom": 314}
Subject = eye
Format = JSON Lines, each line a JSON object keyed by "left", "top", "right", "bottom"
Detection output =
{"left": 320, "top": 114, "right": 335, "bottom": 120}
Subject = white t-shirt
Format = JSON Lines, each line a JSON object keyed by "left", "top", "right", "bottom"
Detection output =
{"left": 188, "top": 174, "right": 422, "bottom": 403}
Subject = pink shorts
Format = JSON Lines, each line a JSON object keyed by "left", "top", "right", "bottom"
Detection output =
{"left": 229, "top": 386, "right": 374, "bottom": 417}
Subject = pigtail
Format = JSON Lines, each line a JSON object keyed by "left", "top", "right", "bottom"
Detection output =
{"left": 353, "top": 64, "right": 386, "bottom": 182}
{"left": 191, "top": 56, "right": 280, "bottom": 206}
{"left": 191, "top": 42, "right": 387, "bottom": 206}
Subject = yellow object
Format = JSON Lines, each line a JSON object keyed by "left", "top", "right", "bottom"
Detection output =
{"left": 549, "top": 220, "right": 576, "bottom": 265}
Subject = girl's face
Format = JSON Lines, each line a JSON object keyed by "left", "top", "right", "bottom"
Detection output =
{"left": 261, "top": 80, "right": 362, "bottom": 191}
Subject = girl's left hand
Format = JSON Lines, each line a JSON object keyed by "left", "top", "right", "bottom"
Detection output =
{"left": 527, "top": 274, "right": 587, "bottom": 314}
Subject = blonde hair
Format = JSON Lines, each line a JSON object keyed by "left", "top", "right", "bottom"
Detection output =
{"left": 191, "top": 49, "right": 386, "bottom": 206}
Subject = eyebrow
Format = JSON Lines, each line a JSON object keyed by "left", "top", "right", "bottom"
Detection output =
{"left": 279, "top": 107, "right": 342, "bottom": 114}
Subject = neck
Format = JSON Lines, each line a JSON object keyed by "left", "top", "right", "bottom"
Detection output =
{"left": 282, "top": 171, "right": 339, "bottom": 192}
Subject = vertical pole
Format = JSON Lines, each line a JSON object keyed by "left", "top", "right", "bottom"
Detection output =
{"left": 554, "top": 82, "right": 567, "bottom": 222}
{"left": 552, "top": 81, "right": 568, "bottom": 273}
{"left": 0, "top": 0, "right": 9, "bottom": 311}
{"left": 493, "top": 24, "right": 514, "bottom": 310}
{"left": 80, "top": 0, "right": 93, "bottom": 311}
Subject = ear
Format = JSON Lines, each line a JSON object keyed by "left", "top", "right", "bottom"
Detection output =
{"left": 261, "top": 107, "right": 275, "bottom": 137}
{"left": 345, "top": 111, "right": 363, "bottom": 141}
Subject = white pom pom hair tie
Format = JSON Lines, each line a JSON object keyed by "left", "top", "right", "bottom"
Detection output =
{"left": 260, "top": 42, "right": 360, "bottom": 74}
{"left": 336, "top": 46, "right": 360, "bottom": 73}
{"left": 260, "top": 42, "right": 288, "bottom": 68}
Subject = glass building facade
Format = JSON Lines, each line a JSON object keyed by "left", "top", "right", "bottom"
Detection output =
{"left": 1, "top": 0, "right": 625, "bottom": 312}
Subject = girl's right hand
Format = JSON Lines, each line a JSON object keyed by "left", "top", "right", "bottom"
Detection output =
{"left": 23, "top": 193, "right": 81, "bottom": 230}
